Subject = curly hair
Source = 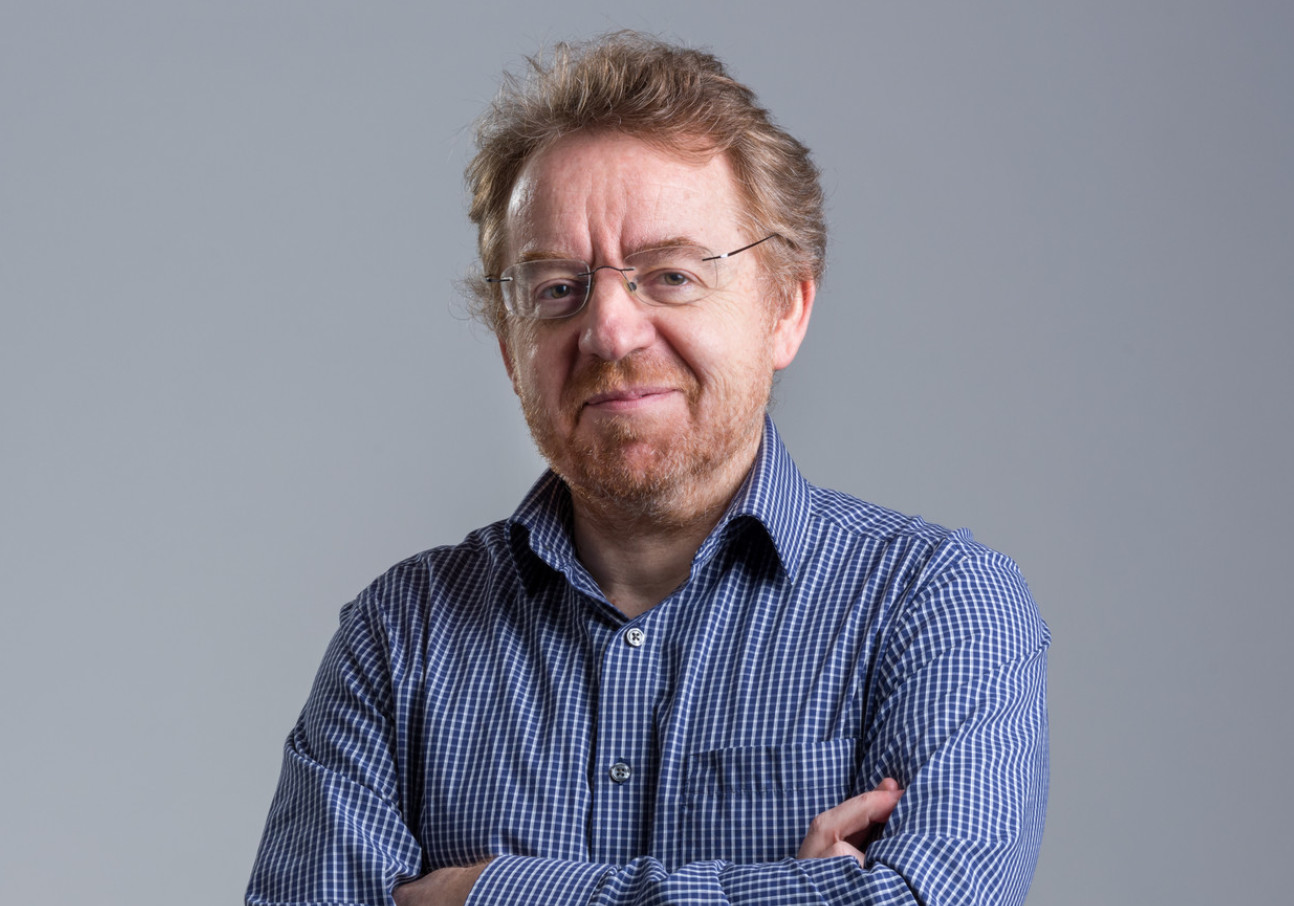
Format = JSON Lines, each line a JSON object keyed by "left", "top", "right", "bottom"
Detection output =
{"left": 465, "top": 31, "right": 826, "bottom": 334}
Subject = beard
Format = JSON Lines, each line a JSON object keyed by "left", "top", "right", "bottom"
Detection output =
{"left": 517, "top": 354, "right": 771, "bottom": 526}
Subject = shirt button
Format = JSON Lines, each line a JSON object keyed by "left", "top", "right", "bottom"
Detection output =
{"left": 624, "top": 628, "right": 646, "bottom": 648}
{"left": 609, "top": 762, "right": 632, "bottom": 784}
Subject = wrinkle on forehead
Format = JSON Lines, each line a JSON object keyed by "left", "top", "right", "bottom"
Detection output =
{"left": 504, "top": 132, "right": 741, "bottom": 262}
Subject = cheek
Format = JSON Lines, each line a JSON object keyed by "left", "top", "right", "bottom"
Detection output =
{"left": 512, "top": 331, "right": 570, "bottom": 401}
{"left": 671, "top": 312, "right": 775, "bottom": 384}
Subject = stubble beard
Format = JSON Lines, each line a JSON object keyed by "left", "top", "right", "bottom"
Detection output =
{"left": 518, "top": 357, "right": 771, "bottom": 527}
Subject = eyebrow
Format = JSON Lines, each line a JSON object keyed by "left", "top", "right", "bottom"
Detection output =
{"left": 633, "top": 236, "right": 706, "bottom": 254}
{"left": 514, "top": 236, "right": 708, "bottom": 265}
{"left": 516, "top": 248, "right": 577, "bottom": 264}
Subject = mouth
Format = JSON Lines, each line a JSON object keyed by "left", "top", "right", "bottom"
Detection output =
{"left": 583, "top": 386, "right": 677, "bottom": 411}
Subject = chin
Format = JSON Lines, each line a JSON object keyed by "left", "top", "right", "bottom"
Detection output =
{"left": 523, "top": 389, "right": 766, "bottom": 524}
{"left": 554, "top": 434, "right": 724, "bottom": 526}
{"left": 568, "top": 466, "right": 700, "bottom": 525}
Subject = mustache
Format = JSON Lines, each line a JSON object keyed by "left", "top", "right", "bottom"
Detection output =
{"left": 566, "top": 357, "right": 698, "bottom": 405}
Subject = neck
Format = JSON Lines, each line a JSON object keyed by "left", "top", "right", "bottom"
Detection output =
{"left": 569, "top": 431, "right": 760, "bottom": 619}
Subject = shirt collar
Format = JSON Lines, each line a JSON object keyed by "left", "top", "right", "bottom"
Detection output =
{"left": 700, "top": 415, "right": 812, "bottom": 581}
{"left": 507, "top": 416, "right": 813, "bottom": 585}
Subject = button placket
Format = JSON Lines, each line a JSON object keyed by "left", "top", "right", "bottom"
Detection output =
{"left": 588, "top": 615, "right": 660, "bottom": 862}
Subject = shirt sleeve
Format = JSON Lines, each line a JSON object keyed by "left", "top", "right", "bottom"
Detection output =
{"left": 246, "top": 601, "right": 424, "bottom": 906}
{"left": 858, "top": 534, "right": 1049, "bottom": 904}
{"left": 466, "top": 533, "right": 1050, "bottom": 906}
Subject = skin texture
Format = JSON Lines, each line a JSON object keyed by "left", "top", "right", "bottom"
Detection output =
{"left": 390, "top": 133, "right": 902, "bottom": 906}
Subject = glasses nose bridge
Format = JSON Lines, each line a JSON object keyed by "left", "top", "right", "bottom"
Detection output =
{"left": 581, "top": 263, "right": 638, "bottom": 305}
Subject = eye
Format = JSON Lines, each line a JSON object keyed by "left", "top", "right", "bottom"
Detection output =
{"left": 637, "top": 264, "right": 710, "bottom": 302}
{"left": 623, "top": 246, "right": 715, "bottom": 304}
{"left": 528, "top": 275, "right": 590, "bottom": 317}
{"left": 535, "top": 280, "right": 579, "bottom": 301}
{"left": 638, "top": 265, "right": 702, "bottom": 290}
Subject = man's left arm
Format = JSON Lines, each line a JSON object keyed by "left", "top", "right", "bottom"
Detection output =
{"left": 852, "top": 535, "right": 1050, "bottom": 903}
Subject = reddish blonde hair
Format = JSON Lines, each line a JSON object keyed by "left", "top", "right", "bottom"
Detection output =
{"left": 466, "top": 31, "right": 826, "bottom": 333}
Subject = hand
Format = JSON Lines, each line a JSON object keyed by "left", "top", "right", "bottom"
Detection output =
{"left": 392, "top": 860, "right": 492, "bottom": 906}
{"left": 797, "top": 777, "right": 903, "bottom": 868}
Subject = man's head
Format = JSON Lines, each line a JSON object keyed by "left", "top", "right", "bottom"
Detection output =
{"left": 467, "top": 34, "right": 822, "bottom": 523}
{"left": 467, "top": 31, "right": 826, "bottom": 335}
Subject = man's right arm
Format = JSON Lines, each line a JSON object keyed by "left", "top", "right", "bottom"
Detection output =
{"left": 246, "top": 601, "right": 425, "bottom": 906}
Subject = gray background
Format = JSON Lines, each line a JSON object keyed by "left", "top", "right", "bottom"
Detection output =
{"left": 3, "top": 2, "right": 1290, "bottom": 903}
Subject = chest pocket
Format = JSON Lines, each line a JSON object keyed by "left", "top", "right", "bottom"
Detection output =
{"left": 678, "top": 738, "right": 861, "bottom": 864}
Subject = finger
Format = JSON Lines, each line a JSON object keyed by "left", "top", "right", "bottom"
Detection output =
{"left": 819, "top": 839, "right": 868, "bottom": 869}
{"left": 813, "top": 784, "right": 903, "bottom": 838}
{"left": 844, "top": 816, "right": 890, "bottom": 853}
{"left": 798, "top": 784, "right": 903, "bottom": 858}
{"left": 844, "top": 780, "right": 903, "bottom": 851}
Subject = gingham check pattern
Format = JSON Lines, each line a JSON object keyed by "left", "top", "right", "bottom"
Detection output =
{"left": 248, "top": 418, "right": 1049, "bottom": 905}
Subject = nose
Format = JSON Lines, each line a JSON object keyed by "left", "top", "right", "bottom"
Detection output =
{"left": 577, "top": 265, "right": 656, "bottom": 362}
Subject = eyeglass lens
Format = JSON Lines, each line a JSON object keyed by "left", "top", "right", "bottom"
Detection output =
{"left": 503, "top": 246, "right": 723, "bottom": 319}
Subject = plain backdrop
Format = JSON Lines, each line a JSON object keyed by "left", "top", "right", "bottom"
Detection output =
{"left": 3, "top": 2, "right": 1291, "bottom": 903}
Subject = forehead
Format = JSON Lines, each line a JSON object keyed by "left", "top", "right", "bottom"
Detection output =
{"left": 505, "top": 131, "right": 743, "bottom": 259}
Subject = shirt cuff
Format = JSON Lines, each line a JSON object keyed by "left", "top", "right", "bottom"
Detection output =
{"left": 467, "top": 855, "right": 615, "bottom": 906}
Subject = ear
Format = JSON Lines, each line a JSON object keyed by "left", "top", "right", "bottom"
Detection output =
{"left": 771, "top": 278, "right": 815, "bottom": 371}
{"left": 497, "top": 333, "right": 520, "bottom": 396}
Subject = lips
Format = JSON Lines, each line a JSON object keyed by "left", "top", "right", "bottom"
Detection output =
{"left": 584, "top": 386, "right": 674, "bottom": 407}
{"left": 566, "top": 357, "right": 698, "bottom": 415}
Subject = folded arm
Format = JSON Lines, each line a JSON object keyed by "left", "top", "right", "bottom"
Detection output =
{"left": 249, "top": 540, "right": 1049, "bottom": 906}
{"left": 394, "top": 780, "right": 905, "bottom": 906}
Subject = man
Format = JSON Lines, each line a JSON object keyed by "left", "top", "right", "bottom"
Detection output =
{"left": 248, "top": 32, "right": 1049, "bottom": 906}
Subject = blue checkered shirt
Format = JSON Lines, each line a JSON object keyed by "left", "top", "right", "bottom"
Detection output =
{"left": 247, "top": 419, "right": 1049, "bottom": 905}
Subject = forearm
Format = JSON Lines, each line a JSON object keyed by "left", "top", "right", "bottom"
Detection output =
{"left": 467, "top": 853, "right": 926, "bottom": 906}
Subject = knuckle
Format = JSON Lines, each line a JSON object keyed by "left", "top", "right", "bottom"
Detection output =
{"left": 807, "top": 811, "right": 835, "bottom": 839}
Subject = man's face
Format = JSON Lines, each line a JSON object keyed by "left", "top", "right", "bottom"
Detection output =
{"left": 498, "top": 131, "right": 812, "bottom": 522}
